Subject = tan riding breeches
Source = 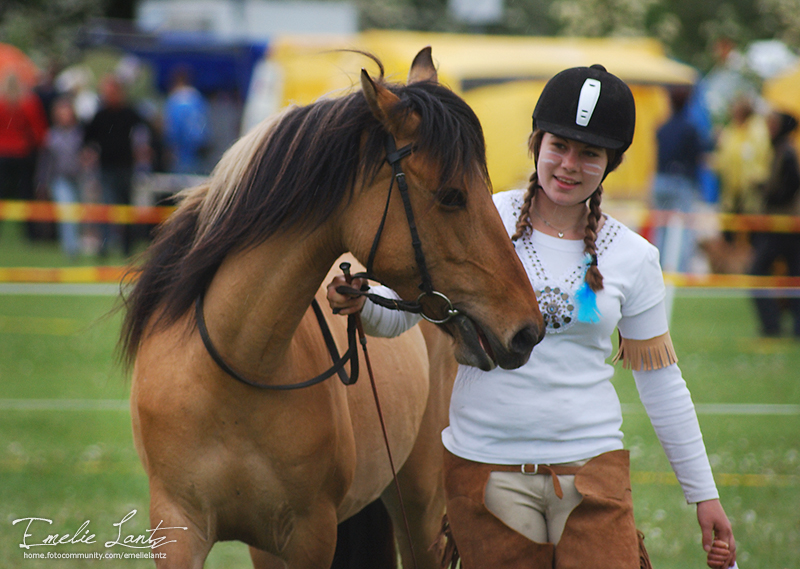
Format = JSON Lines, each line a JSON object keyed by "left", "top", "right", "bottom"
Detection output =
{"left": 484, "top": 460, "right": 586, "bottom": 545}
{"left": 443, "top": 449, "right": 641, "bottom": 569}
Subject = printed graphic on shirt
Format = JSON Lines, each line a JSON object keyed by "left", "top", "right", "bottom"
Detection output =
{"left": 536, "top": 285, "right": 576, "bottom": 330}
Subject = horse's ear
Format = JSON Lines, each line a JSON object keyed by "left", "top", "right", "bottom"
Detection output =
{"left": 361, "top": 68, "right": 414, "bottom": 137}
{"left": 408, "top": 46, "right": 437, "bottom": 84}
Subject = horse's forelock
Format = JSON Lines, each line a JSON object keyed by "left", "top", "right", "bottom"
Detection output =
{"left": 389, "top": 82, "right": 488, "bottom": 189}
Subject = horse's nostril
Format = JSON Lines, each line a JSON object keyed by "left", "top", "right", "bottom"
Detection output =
{"left": 510, "top": 324, "right": 541, "bottom": 355}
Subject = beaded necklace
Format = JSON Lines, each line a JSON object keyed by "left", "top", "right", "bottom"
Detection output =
{"left": 514, "top": 200, "right": 620, "bottom": 333}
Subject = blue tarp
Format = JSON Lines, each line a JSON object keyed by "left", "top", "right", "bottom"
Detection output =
{"left": 128, "top": 34, "right": 268, "bottom": 96}
{"left": 79, "top": 24, "right": 267, "bottom": 97}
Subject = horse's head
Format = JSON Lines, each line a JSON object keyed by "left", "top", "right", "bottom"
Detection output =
{"left": 341, "top": 48, "right": 544, "bottom": 371}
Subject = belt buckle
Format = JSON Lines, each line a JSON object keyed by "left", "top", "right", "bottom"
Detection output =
{"left": 521, "top": 463, "right": 539, "bottom": 475}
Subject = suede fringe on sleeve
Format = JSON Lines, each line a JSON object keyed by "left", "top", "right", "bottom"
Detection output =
{"left": 612, "top": 331, "right": 678, "bottom": 371}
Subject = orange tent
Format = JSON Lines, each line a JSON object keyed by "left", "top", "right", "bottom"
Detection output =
{"left": 0, "top": 43, "right": 39, "bottom": 89}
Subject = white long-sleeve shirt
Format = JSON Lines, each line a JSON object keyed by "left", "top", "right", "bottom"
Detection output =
{"left": 359, "top": 189, "right": 718, "bottom": 504}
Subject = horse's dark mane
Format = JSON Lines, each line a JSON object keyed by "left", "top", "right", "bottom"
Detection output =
{"left": 119, "top": 69, "right": 488, "bottom": 368}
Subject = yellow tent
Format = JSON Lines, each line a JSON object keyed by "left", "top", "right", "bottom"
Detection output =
{"left": 256, "top": 30, "right": 698, "bottom": 200}
{"left": 763, "top": 64, "right": 800, "bottom": 116}
{"left": 763, "top": 64, "right": 800, "bottom": 149}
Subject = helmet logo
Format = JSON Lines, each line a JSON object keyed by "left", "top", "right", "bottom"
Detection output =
{"left": 576, "top": 78, "right": 601, "bottom": 127}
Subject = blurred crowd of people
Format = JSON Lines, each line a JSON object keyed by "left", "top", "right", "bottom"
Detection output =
{"left": 650, "top": 38, "right": 800, "bottom": 338}
{"left": 0, "top": 59, "right": 219, "bottom": 259}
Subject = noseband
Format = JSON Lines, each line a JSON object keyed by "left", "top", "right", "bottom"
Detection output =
{"left": 195, "top": 132, "right": 460, "bottom": 390}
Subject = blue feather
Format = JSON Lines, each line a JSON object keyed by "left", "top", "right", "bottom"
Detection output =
{"left": 575, "top": 253, "right": 601, "bottom": 323}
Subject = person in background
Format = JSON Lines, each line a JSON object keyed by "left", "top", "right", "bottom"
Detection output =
{"left": 163, "top": 66, "right": 210, "bottom": 175}
{"left": 34, "top": 60, "right": 63, "bottom": 127}
{"left": 651, "top": 84, "right": 705, "bottom": 273}
{"left": 83, "top": 74, "right": 149, "bottom": 257}
{"left": 37, "top": 96, "right": 83, "bottom": 258}
{"left": 714, "top": 95, "right": 772, "bottom": 242}
{"left": 750, "top": 110, "right": 800, "bottom": 337}
{"left": 0, "top": 72, "right": 48, "bottom": 240}
{"left": 328, "top": 65, "right": 736, "bottom": 569}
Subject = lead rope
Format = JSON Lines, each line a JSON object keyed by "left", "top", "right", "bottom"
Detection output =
{"left": 341, "top": 261, "right": 418, "bottom": 569}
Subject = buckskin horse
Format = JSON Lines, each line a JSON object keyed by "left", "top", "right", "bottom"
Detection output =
{"left": 120, "top": 48, "right": 543, "bottom": 568}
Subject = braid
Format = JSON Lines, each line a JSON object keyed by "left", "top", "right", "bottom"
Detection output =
{"left": 512, "top": 129, "right": 546, "bottom": 242}
{"left": 583, "top": 186, "right": 604, "bottom": 292}
{"left": 511, "top": 171, "right": 538, "bottom": 241}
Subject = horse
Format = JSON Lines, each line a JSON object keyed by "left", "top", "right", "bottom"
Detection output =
{"left": 120, "top": 47, "right": 544, "bottom": 569}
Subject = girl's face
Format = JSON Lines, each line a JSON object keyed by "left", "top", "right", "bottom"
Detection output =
{"left": 536, "top": 132, "right": 608, "bottom": 207}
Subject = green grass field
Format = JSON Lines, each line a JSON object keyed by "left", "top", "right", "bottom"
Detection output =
{"left": 0, "top": 221, "right": 798, "bottom": 568}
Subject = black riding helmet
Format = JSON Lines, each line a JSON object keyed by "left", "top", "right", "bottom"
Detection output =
{"left": 533, "top": 64, "right": 636, "bottom": 155}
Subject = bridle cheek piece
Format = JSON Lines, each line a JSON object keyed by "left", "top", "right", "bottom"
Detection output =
{"left": 338, "top": 134, "right": 461, "bottom": 324}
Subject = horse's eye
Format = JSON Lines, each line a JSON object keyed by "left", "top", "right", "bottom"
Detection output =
{"left": 437, "top": 187, "right": 467, "bottom": 209}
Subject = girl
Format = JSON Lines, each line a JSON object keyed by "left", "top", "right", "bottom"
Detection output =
{"left": 328, "top": 64, "right": 736, "bottom": 569}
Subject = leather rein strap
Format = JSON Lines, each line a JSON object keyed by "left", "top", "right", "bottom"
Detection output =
{"left": 195, "top": 295, "right": 359, "bottom": 390}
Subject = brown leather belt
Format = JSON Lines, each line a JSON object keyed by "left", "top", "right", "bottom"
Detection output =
{"left": 488, "top": 463, "right": 582, "bottom": 499}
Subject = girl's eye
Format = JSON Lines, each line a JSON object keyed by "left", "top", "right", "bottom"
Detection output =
{"left": 437, "top": 187, "right": 467, "bottom": 209}
{"left": 583, "top": 147, "right": 604, "bottom": 158}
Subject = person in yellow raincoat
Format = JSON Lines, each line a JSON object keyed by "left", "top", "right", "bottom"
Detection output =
{"left": 714, "top": 95, "right": 772, "bottom": 217}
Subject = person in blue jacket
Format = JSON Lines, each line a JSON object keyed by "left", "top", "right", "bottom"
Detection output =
{"left": 163, "top": 67, "right": 210, "bottom": 175}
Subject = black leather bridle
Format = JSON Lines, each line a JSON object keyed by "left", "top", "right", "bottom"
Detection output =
{"left": 195, "top": 133, "right": 461, "bottom": 390}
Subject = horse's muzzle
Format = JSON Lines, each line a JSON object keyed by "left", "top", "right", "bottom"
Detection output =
{"left": 510, "top": 322, "right": 544, "bottom": 361}
{"left": 449, "top": 314, "right": 542, "bottom": 372}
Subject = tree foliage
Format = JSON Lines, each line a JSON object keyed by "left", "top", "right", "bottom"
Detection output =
{"left": 758, "top": 0, "right": 800, "bottom": 47}
{"left": 2, "top": 0, "right": 798, "bottom": 73}
{"left": 359, "top": 0, "right": 799, "bottom": 71}
{"left": 549, "top": 0, "right": 659, "bottom": 38}
{"left": 0, "top": 0, "right": 105, "bottom": 65}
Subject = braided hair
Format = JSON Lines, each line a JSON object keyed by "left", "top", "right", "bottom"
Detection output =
{"left": 511, "top": 129, "right": 624, "bottom": 293}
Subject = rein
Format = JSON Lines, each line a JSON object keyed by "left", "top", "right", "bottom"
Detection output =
{"left": 195, "top": 294, "right": 359, "bottom": 390}
{"left": 341, "top": 262, "right": 419, "bottom": 569}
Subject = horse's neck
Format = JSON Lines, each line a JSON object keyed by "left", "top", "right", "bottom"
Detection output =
{"left": 200, "top": 229, "right": 341, "bottom": 378}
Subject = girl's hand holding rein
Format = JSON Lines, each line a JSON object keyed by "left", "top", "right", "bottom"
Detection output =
{"left": 326, "top": 275, "right": 367, "bottom": 315}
